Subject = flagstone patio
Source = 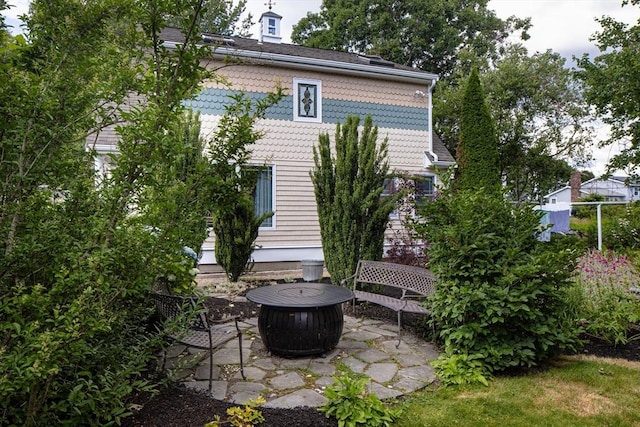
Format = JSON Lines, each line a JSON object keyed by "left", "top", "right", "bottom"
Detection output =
{"left": 164, "top": 307, "right": 440, "bottom": 408}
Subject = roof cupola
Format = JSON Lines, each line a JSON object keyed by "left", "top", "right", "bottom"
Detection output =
{"left": 259, "top": 1, "right": 282, "bottom": 44}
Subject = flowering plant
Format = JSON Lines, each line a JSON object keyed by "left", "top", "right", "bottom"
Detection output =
{"left": 572, "top": 249, "right": 640, "bottom": 344}
{"left": 161, "top": 245, "right": 201, "bottom": 294}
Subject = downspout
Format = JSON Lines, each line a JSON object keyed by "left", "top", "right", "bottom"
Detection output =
{"left": 426, "top": 78, "right": 438, "bottom": 164}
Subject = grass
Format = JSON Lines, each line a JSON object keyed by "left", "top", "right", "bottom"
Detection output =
{"left": 395, "top": 356, "right": 640, "bottom": 427}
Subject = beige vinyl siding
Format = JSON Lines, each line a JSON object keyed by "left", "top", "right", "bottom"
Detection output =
{"left": 251, "top": 119, "right": 430, "bottom": 170}
{"left": 256, "top": 160, "right": 321, "bottom": 247}
{"left": 198, "top": 115, "right": 433, "bottom": 247}
{"left": 202, "top": 61, "right": 428, "bottom": 109}
{"left": 198, "top": 62, "right": 436, "bottom": 263}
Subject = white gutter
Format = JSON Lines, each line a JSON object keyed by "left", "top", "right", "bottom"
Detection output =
{"left": 163, "top": 41, "right": 438, "bottom": 84}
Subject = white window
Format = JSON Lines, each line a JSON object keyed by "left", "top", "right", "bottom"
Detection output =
{"left": 94, "top": 153, "right": 115, "bottom": 185}
{"left": 415, "top": 175, "right": 435, "bottom": 205}
{"left": 551, "top": 197, "right": 557, "bottom": 204}
{"left": 268, "top": 18, "right": 276, "bottom": 35}
{"left": 382, "top": 178, "right": 400, "bottom": 219}
{"left": 253, "top": 165, "right": 275, "bottom": 229}
{"left": 293, "top": 78, "right": 322, "bottom": 123}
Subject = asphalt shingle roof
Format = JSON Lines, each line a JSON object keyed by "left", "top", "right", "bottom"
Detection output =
{"left": 160, "top": 28, "right": 433, "bottom": 75}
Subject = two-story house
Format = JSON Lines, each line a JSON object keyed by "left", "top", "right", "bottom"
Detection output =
{"left": 543, "top": 174, "right": 640, "bottom": 212}
{"left": 95, "top": 8, "right": 455, "bottom": 272}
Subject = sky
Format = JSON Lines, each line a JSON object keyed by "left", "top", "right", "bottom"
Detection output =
{"left": 3, "top": 0, "right": 639, "bottom": 175}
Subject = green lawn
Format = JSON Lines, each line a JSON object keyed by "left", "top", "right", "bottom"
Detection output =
{"left": 395, "top": 356, "right": 640, "bottom": 427}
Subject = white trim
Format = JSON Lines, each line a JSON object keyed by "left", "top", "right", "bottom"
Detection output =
{"left": 201, "top": 244, "right": 324, "bottom": 264}
{"left": 293, "top": 78, "right": 322, "bottom": 123}
{"left": 92, "top": 144, "right": 120, "bottom": 153}
{"left": 254, "top": 163, "right": 276, "bottom": 230}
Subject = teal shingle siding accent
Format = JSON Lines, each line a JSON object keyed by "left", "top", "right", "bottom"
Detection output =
{"left": 323, "top": 99, "right": 428, "bottom": 131}
{"left": 189, "top": 88, "right": 429, "bottom": 131}
{"left": 186, "top": 88, "right": 291, "bottom": 120}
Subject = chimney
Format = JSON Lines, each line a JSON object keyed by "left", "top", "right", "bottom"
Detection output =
{"left": 570, "top": 170, "right": 581, "bottom": 202}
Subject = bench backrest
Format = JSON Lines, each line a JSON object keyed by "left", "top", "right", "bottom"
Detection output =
{"left": 355, "top": 260, "right": 436, "bottom": 296}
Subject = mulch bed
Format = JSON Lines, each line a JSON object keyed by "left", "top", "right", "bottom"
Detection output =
{"left": 124, "top": 279, "right": 640, "bottom": 427}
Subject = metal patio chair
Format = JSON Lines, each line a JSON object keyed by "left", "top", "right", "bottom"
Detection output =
{"left": 151, "top": 292, "right": 245, "bottom": 393}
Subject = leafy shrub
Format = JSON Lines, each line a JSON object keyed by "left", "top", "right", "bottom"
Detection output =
{"left": 205, "top": 396, "right": 265, "bottom": 426}
{"left": 606, "top": 203, "right": 640, "bottom": 250}
{"left": 384, "top": 228, "right": 427, "bottom": 266}
{"left": 384, "top": 175, "right": 428, "bottom": 267}
{"left": 430, "top": 352, "right": 489, "bottom": 386}
{"left": 413, "top": 186, "right": 581, "bottom": 381}
{"left": 572, "top": 249, "right": 640, "bottom": 344}
{"left": 207, "top": 91, "right": 282, "bottom": 282}
{"left": 573, "top": 194, "right": 605, "bottom": 218}
{"left": 319, "top": 374, "right": 401, "bottom": 427}
{"left": 0, "top": 8, "right": 280, "bottom": 424}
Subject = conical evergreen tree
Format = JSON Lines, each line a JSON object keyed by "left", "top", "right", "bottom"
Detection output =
{"left": 456, "top": 68, "right": 501, "bottom": 192}
{"left": 310, "top": 115, "right": 400, "bottom": 285}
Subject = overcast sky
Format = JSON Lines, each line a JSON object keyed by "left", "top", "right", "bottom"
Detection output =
{"left": 4, "top": 0, "right": 639, "bottom": 175}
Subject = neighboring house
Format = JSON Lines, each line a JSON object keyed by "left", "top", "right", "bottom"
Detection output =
{"left": 542, "top": 174, "right": 640, "bottom": 212}
{"left": 94, "top": 8, "right": 455, "bottom": 272}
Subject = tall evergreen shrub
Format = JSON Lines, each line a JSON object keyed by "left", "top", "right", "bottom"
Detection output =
{"left": 213, "top": 180, "right": 273, "bottom": 282}
{"left": 455, "top": 68, "right": 501, "bottom": 192}
{"left": 208, "top": 91, "right": 282, "bottom": 282}
{"left": 310, "top": 115, "right": 400, "bottom": 284}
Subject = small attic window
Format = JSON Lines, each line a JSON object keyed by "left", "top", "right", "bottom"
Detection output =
{"left": 293, "top": 78, "right": 322, "bottom": 123}
{"left": 268, "top": 18, "right": 276, "bottom": 35}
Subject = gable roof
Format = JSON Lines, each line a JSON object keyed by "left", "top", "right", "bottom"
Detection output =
{"left": 545, "top": 175, "right": 634, "bottom": 200}
{"left": 160, "top": 28, "right": 438, "bottom": 84}
{"left": 545, "top": 185, "right": 570, "bottom": 198}
{"left": 426, "top": 133, "right": 456, "bottom": 165}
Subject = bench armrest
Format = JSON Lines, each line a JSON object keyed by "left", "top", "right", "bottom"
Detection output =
{"left": 340, "top": 273, "right": 357, "bottom": 287}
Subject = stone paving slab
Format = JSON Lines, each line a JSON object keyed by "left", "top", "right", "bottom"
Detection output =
{"left": 166, "top": 313, "right": 440, "bottom": 408}
{"left": 365, "top": 362, "right": 398, "bottom": 383}
{"left": 262, "top": 389, "right": 328, "bottom": 409}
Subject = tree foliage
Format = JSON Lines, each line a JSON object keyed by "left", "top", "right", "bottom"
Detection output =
{"left": 413, "top": 183, "right": 581, "bottom": 383}
{"left": 310, "top": 115, "right": 399, "bottom": 285}
{"left": 291, "top": 0, "right": 529, "bottom": 79}
{"left": 455, "top": 68, "right": 501, "bottom": 192}
{"left": 209, "top": 91, "right": 283, "bottom": 282}
{"left": 436, "top": 46, "right": 591, "bottom": 201}
{"left": 576, "top": 0, "right": 640, "bottom": 176}
{"left": 0, "top": 0, "right": 263, "bottom": 424}
{"left": 166, "top": 0, "right": 253, "bottom": 36}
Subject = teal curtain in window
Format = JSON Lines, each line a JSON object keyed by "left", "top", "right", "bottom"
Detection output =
{"left": 254, "top": 167, "right": 273, "bottom": 227}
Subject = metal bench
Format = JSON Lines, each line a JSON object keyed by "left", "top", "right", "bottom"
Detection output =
{"left": 151, "top": 292, "right": 245, "bottom": 393}
{"left": 341, "top": 260, "right": 437, "bottom": 346}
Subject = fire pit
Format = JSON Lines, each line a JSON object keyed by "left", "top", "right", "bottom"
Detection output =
{"left": 246, "top": 283, "right": 354, "bottom": 356}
